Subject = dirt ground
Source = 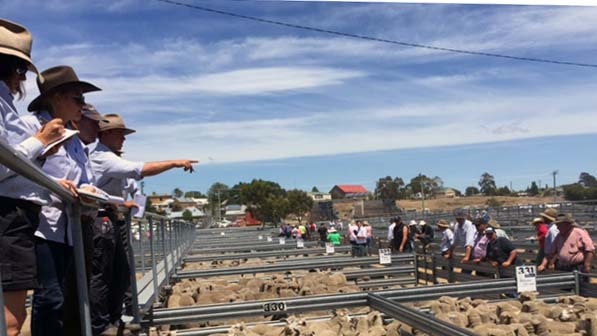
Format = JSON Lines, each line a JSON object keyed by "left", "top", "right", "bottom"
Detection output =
{"left": 397, "top": 196, "right": 554, "bottom": 212}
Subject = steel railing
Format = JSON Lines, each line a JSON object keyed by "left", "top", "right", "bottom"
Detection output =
{"left": 0, "top": 139, "right": 196, "bottom": 335}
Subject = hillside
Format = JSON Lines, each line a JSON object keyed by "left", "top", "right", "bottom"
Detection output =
{"left": 397, "top": 196, "right": 557, "bottom": 212}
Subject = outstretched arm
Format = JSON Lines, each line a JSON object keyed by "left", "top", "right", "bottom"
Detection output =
{"left": 141, "top": 159, "right": 198, "bottom": 177}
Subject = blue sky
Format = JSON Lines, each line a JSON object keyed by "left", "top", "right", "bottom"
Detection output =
{"left": 5, "top": 1, "right": 597, "bottom": 194}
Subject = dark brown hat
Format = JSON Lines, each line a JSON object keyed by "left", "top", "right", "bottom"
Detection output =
{"left": 28, "top": 65, "right": 101, "bottom": 112}
{"left": 555, "top": 213, "right": 575, "bottom": 225}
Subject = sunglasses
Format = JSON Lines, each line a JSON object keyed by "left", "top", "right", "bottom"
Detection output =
{"left": 71, "top": 95, "right": 86, "bottom": 105}
{"left": 15, "top": 66, "right": 28, "bottom": 75}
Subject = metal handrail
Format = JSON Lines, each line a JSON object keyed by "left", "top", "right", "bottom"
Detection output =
{"left": 0, "top": 140, "right": 91, "bottom": 335}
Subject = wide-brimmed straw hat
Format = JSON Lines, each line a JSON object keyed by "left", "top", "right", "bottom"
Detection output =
{"left": 0, "top": 19, "right": 37, "bottom": 73}
{"left": 531, "top": 217, "right": 544, "bottom": 225}
{"left": 437, "top": 219, "right": 449, "bottom": 229}
{"left": 28, "top": 66, "right": 101, "bottom": 112}
{"left": 555, "top": 213, "right": 575, "bottom": 225}
{"left": 99, "top": 113, "right": 136, "bottom": 135}
{"left": 540, "top": 208, "right": 558, "bottom": 222}
{"left": 488, "top": 219, "right": 501, "bottom": 229}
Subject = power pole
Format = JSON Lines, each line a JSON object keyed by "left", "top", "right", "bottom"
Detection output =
{"left": 420, "top": 177, "right": 426, "bottom": 219}
{"left": 552, "top": 170, "right": 558, "bottom": 203}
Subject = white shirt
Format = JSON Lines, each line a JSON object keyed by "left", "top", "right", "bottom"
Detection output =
{"left": 0, "top": 81, "right": 49, "bottom": 205}
{"left": 387, "top": 222, "right": 396, "bottom": 241}
{"left": 452, "top": 219, "right": 475, "bottom": 249}
{"left": 440, "top": 229, "right": 454, "bottom": 253}
{"left": 90, "top": 142, "right": 144, "bottom": 197}
{"left": 544, "top": 223, "right": 560, "bottom": 255}
{"left": 21, "top": 111, "right": 94, "bottom": 245}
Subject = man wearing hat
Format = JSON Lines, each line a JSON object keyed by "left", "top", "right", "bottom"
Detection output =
{"left": 447, "top": 210, "right": 475, "bottom": 263}
{"left": 537, "top": 208, "right": 559, "bottom": 272}
{"left": 539, "top": 213, "right": 594, "bottom": 273}
{"left": 482, "top": 227, "right": 518, "bottom": 278}
{"left": 437, "top": 219, "right": 454, "bottom": 257}
{"left": 89, "top": 113, "right": 197, "bottom": 335}
{"left": 416, "top": 220, "right": 434, "bottom": 248}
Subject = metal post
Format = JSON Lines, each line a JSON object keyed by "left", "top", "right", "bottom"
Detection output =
{"left": 139, "top": 219, "right": 145, "bottom": 276}
{"left": 574, "top": 270, "right": 580, "bottom": 295}
{"left": 0, "top": 269, "right": 7, "bottom": 336}
{"left": 124, "top": 212, "right": 141, "bottom": 323}
{"left": 553, "top": 170, "right": 558, "bottom": 203}
{"left": 149, "top": 217, "right": 159, "bottom": 304}
{"left": 160, "top": 219, "right": 169, "bottom": 284}
{"left": 167, "top": 220, "right": 173, "bottom": 276}
{"left": 69, "top": 203, "right": 93, "bottom": 336}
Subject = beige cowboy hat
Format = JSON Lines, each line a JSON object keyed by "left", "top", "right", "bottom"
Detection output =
{"left": 540, "top": 208, "right": 557, "bottom": 222}
{"left": 0, "top": 19, "right": 37, "bottom": 73}
{"left": 99, "top": 113, "right": 136, "bottom": 135}
{"left": 531, "top": 217, "right": 544, "bottom": 225}
{"left": 28, "top": 66, "right": 101, "bottom": 112}
{"left": 437, "top": 219, "right": 449, "bottom": 229}
{"left": 555, "top": 213, "right": 575, "bottom": 225}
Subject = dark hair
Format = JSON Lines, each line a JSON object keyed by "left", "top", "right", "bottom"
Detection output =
{"left": 0, "top": 54, "right": 27, "bottom": 99}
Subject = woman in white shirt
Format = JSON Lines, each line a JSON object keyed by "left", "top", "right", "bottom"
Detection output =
{"left": 0, "top": 19, "right": 71, "bottom": 336}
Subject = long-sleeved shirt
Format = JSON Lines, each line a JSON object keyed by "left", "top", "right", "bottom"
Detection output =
{"left": 440, "top": 229, "right": 454, "bottom": 253}
{"left": 472, "top": 232, "right": 489, "bottom": 259}
{"left": 90, "top": 142, "right": 144, "bottom": 197}
{"left": 544, "top": 223, "right": 560, "bottom": 255}
{"left": 21, "top": 111, "right": 93, "bottom": 245}
{"left": 0, "top": 81, "right": 49, "bottom": 205}
{"left": 452, "top": 220, "right": 475, "bottom": 249}
{"left": 387, "top": 223, "right": 396, "bottom": 241}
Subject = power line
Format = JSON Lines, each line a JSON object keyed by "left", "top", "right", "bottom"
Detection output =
{"left": 155, "top": 0, "right": 597, "bottom": 69}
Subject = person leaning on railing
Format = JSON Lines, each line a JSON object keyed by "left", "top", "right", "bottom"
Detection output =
{"left": 21, "top": 65, "right": 101, "bottom": 336}
{"left": 538, "top": 213, "right": 594, "bottom": 274}
{"left": 0, "top": 19, "right": 70, "bottom": 336}
{"left": 88, "top": 113, "right": 197, "bottom": 335}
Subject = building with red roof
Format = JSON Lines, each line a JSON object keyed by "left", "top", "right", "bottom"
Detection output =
{"left": 329, "top": 185, "right": 370, "bottom": 199}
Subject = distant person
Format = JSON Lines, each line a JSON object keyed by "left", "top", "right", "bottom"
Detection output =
{"left": 408, "top": 220, "right": 419, "bottom": 251}
{"left": 447, "top": 210, "right": 475, "bottom": 263}
{"left": 291, "top": 225, "right": 301, "bottom": 239}
{"left": 393, "top": 217, "right": 409, "bottom": 253}
{"left": 538, "top": 208, "right": 559, "bottom": 271}
{"left": 327, "top": 227, "right": 342, "bottom": 246}
{"left": 363, "top": 221, "right": 373, "bottom": 256}
{"left": 539, "top": 214, "right": 594, "bottom": 273}
{"left": 348, "top": 221, "right": 358, "bottom": 256}
{"left": 317, "top": 223, "right": 328, "bottom": 246}
{"left": 416, "top": 220, "right": 434, "bottom": 248}
{"left": 531, "top": 217, "right": 548, "bottom": 265}
{"left": 471, "top": 218, "right": 490, "bottom": 262}
{"left": 353, "top": 220, "right": 368, "bottom": 257}
{"left": 387, "top": 218, "right": 396, "bottom": 250}
{"left": 298, "top": 223, "right": 308, "bottom": 239}
{"left": 437, "top": 220, "right": 454, "bottom": 257}
{"left": 481, "top": 227, "right": 519, "bottom": 278}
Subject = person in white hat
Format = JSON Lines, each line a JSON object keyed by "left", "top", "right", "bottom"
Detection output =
{"left": 0, "top": 19, "right": 74, "bottom": 335}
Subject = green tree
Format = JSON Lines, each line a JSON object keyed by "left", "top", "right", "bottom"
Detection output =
{"left": 311, "top": 186, "right": 319, "bottom": 192}
{"left": 182, "top": 209, "right": 193, "bottom": 221}
{"left": 287, "top": 189, "right": 314, "bottom": 224}
{"left": 496, "top": 186, "right": 511, "bottom": 196}
{"left": 172, "top": 187, "right": 183, "bottom": 198}
{"left": 579, "top": 172, "right": 597, "bottom": 188}
{"left": 207, "top": 182, "right": 230, "bottom": 217}
{"left": 465, "top": 186, "right": 479, "bottom": 197}
{"left": 527, "top": 181, "right": 539, "bottom": 196}
{"left": 184, "top": 190, "right": 205, "bottom": 198}
{"left": 238, "top": 179, "right": 287, "bottom": 224}
{"left": 375, "top": 176, "right": 405, "bottom": 200}
{"left": 478, "top": 172, "right": 497, "bottom": 196}
{"left": 407, "top": 174, "right": 439, "bottom": 197}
